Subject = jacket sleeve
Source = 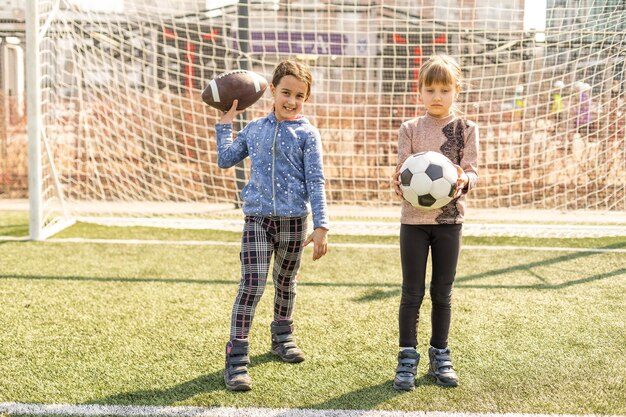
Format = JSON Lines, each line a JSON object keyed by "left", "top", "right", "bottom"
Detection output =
{"left": 215, "top": 123, "right": 249, "bottom": 168}
{"left": 303, "top": 127, "right": 329, "bottom": 230}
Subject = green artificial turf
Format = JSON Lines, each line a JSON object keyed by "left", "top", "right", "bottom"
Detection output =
{"left": 1, "top": 220, "right": 624, "bottom": 414}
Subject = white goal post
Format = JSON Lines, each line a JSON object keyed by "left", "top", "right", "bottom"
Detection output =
{"left": 26, "top": 0, "right": 625, "bottom": 239}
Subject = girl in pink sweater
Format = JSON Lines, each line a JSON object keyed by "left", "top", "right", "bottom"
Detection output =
{"left": 392, "top": 55, "right": 479, "bottom": 390}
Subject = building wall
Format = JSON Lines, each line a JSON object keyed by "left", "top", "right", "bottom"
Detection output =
{"left": 0, "top": 0, "right": 24, "bottom": 20}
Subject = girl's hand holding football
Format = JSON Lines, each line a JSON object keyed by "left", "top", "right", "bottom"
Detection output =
{"left": 392, "top": 170, "right": 403, "bottom": 199}
{"left": 303, "top": 227, "right": 328, "bottom": 261}
{"left": 454, "top": 164, "right": 469, "bottom": 198}
{"left": 219, "top": 100, "right": 243, "bottom": 124}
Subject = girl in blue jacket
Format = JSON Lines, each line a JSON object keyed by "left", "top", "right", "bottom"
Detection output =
{"left": 215, "top": 60, "right": 329, "bottom": 391}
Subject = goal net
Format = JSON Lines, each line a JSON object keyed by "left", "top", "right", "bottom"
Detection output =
{"left": 28, "top": 0, "right": 625, "bottom": 239}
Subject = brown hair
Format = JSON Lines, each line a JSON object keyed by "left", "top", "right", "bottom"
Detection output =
{"left": 417, "top": 55, "right": 463, "bottom": 93}
{"left": 271, "top": 60, "right": 313, "bottom": 100}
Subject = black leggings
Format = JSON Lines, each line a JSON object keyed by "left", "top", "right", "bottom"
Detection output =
{"left": 399, "top": 223, "right": 462, "bottom": 349}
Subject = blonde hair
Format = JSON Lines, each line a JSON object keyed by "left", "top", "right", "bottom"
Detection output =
{"left": 418, "top": 55, "right": 464, "bottom": 115}
{"left": 271, "top": 59, "right": 313, "bottom": 100}
{"left": 417, "top": 55, "right": 463, "bottom": 93}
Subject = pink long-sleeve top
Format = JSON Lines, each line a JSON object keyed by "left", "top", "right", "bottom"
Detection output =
{"left": 396, "top": 113, "right": 479, "bottom": 225}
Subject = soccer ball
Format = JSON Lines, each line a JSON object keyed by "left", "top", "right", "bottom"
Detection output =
{"left": 399, "top": 151, "right": 459, "bottom": 210}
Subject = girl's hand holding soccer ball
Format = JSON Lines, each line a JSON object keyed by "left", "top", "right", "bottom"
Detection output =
{"left": 454, "top": 165, "right": 469, "bottom": 198}
{"left": 392, "top": 170, "right": 403, "bottom": 199}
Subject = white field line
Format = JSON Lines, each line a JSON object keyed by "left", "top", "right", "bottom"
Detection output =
{"left": 0, "top": 237, "right": 619, "bottom": 253}
{"left": 1, "top": 403, "right": 622, "bottom": 417}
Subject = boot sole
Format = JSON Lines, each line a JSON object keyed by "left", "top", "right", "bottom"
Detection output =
{"left": 428, "top": 370, "right": 458, "bottom": 387}
{"left": 225, "top": 380, "right": 252, "bottom": 391}
{"left": 224, "top": 373, "right": 252, "bottom": 391}
{"left": 392, "top": 381, "right": 415, "bottom": 391}
{"left": 271, "top": 350, "right": 305, "bottom": 363}
{"left": 225, "top": 383, "right": 252, "bottom": 391}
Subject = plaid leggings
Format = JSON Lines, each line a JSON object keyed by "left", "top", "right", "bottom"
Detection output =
{"left": 230, "top": 215, "right": 308, "bottom": 340}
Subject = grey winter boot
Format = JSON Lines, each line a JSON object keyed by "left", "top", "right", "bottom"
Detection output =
{"left": 428, "top": 346, "right": 459, "bottom": 387}
{"left": 393, "top": 348, "right": 420, "bottom": 391}
{"left": 270, "top": 319, "right": 305, "bottom": 363}
{"left": 224, "top": 339, "right": 252, "bottom": 391}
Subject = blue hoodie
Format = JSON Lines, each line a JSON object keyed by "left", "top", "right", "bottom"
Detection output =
{"left": 215, "top": 112, "right": 329, "bottom": 230}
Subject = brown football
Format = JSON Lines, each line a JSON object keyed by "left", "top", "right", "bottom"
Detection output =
{"left": 201, "top": 70, "right": 268, "bottom": 112}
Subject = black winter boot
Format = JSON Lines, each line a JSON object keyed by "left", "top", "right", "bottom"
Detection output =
{"left": 270, "top": 319, "right": 305, "bottom": 363}
{"left": 393, "top": 348, "right": 419, "bottom": 391}
{"left": 224, "top": 339, "right": 252, "bottom": 391}
{"left": 428, "top": 346, "right": 459, "bottom": 387}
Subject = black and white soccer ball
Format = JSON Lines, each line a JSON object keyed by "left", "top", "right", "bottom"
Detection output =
{"left": 399, "top": 151, "right": 459, "bottom": 210}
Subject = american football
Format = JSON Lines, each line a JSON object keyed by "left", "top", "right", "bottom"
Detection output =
{"left": 201, "top": 70, "right": 268, "bottom": 112}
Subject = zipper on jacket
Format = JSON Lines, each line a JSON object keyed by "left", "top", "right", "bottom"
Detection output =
{"left": 271, "top": 121, "right": 279, "bottom": 216}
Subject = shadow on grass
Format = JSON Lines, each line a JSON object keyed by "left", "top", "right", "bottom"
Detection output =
{"left": 1, "top": 241, "right": 624, "bottom": 294}
{"left": 354, "top": 289, "right": 400, "bottom": 302}
{"left": 290, "top": 376, "right": 430, "bottom": 413}
{"left": 2, "top": 263, "right": 625, "bottom": 295}
{"left": 0, "top": 274, "right": 236, "bottom": 286}
{"left": 86, "top": 353, "right": 276, "bottom": 406}
{"left": 0, "top": 274, "right": 389, "bottom": 288}
{"left": 354, "top": 241, "right": 626, "bottom": 301}
{"left": 456, "top": 241, "right": 626, "bottom": 286}
{"left": 87, "top": 361, "right": 427, "bottom": 413}
{"left": 458, "top": 267, "right": 626, "bottom": 289}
